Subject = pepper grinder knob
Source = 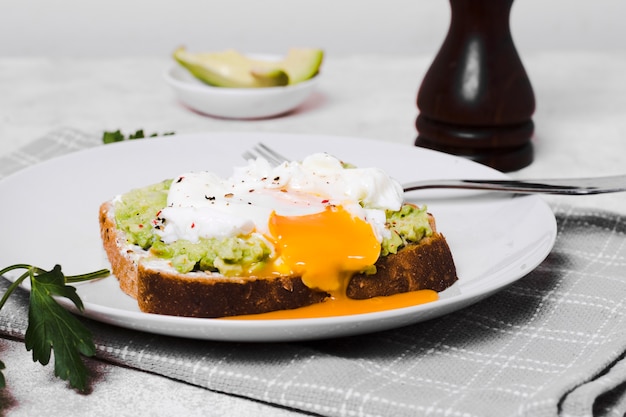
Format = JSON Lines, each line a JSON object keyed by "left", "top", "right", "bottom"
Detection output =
{"left": 415, "top": 0, "right": 535, "bottom": 172}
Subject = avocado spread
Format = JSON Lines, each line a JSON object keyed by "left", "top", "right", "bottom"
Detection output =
{"left": 382, "top": 204, "right": 432, "bottom": 256}
{"left": 114, "top": 181, "right": 432, "bottom": 275}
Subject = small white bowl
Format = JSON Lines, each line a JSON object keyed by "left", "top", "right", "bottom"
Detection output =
{"left": 164, "top": 62, "right": 320, "bottom": 119}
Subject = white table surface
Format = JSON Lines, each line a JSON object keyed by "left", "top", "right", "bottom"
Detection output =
{"left": 1, "top": 51, "right": 625, "bottom": 416}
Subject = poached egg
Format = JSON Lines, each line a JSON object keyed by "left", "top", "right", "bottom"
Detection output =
{"left": 153, "top": 153, "right": 404, "bottom": 295}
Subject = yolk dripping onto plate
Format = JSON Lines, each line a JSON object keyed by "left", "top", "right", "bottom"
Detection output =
{"left": 229, "top": 205, "right": 439, "bottom": 320}
{"left": 269, "top": 205, "right": 380, "bottom": 294}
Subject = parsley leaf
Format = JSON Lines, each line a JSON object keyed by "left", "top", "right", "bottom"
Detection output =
{"left": 25, "top": 265, "right": 96, "bottom": 390}
{"left": 0, "top": 264, "right": 109, "bottom": 391}
{"left": 102, "top": 129, "right": 175, "bottom": 144}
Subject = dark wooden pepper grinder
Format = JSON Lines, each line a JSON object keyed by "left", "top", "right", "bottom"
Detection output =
{"left": 415, "top": 0, "right": 535, "bottom": 172}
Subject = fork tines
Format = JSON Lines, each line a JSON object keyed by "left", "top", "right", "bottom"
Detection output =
{"left": 243, "top": 143, "right": 289, "bottom": 167}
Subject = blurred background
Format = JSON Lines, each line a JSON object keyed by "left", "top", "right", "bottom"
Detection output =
{"left": 1, "top": 0, "right": 624, "bottom": 58}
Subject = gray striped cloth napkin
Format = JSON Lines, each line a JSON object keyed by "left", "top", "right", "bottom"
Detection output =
{"left": 1, "top": 128, "right": 626, "bottom": 417}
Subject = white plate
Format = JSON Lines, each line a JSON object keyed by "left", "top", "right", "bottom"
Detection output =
{"left": 0, "top": 133, "right": 556, "bottom": 342}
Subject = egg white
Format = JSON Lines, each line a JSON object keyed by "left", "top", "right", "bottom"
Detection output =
{"left": 154, "top": 153, "right": 404, "bottom": 243}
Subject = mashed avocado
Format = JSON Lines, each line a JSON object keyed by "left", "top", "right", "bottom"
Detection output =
{"left": 115, "top": 180, "right": 272, "bottom": 275}
{"left": 381, "top": 204, "right": 432, "bottom": 256}
{"left": 150, "top": 235, "right": 271, "bottom": 275}
{"left": 114, "top": 179, "right": 172, "bottom": 249}
{"left": 114, "top": 181, "right": 432, "bottom": 275}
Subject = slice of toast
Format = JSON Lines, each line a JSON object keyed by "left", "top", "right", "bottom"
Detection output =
{"left": 99, "top": 200, "right": 457, "bottom": 318}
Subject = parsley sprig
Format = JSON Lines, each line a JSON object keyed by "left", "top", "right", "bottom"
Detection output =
{"left": 102, "top": 129, "right": 174, "bottom": 144}
{"left": 0, "top": 264, "right": 109, "bottom": 391}
{"left": 0, "top": 128, "right": 165, "bottom": 389}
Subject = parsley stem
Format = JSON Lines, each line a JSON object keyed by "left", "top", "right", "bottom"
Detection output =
{"left": 0, "top": 270, "right": 30, "bottom": 311}
{"left": 0, "top": 263, "right": 37, "bottom": 277}
{"left": 66, "top": 269, "right": 110, "bottom": 283}
{"left": 0, "top": 264, "right": 110, "bottom": 310}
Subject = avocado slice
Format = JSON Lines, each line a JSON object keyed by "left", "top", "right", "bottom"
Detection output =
{"left": 174, "top": 47, "right": 289, "bottom": 88}
{"left": 279, "top": 48, "right": 324, "bottom": 84}
{"left": 173, "top": 47, "right": 323, "bottom": 88}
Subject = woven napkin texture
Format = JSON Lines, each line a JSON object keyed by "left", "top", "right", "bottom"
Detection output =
{"left": 2, "top": 128, "right": 626, "bottom": 417}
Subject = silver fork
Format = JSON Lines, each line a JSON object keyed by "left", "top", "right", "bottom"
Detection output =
{"left": 242, "top": 143, "right": 626, "bottom": 195}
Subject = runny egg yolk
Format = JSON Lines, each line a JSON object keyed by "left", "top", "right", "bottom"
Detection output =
{"left": 267, "top": 205, "right": 381, "bottom": 297}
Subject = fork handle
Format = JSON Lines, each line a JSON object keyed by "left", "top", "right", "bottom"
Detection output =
{"left": 402, "top": 175, "right": 626, "bottom": 195}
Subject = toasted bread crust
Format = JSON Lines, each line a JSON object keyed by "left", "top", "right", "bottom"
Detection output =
{"left": 347, "top": 234, "right": 456, "bottom": 298}
{"left": 137, "top": 265, "right": 328, "bottom": 317}
{"left": 99, "top": 202, "right": 140, "bottom": 298}
{"left": 99, "top": 200, "right": 457, "bottom": 318}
